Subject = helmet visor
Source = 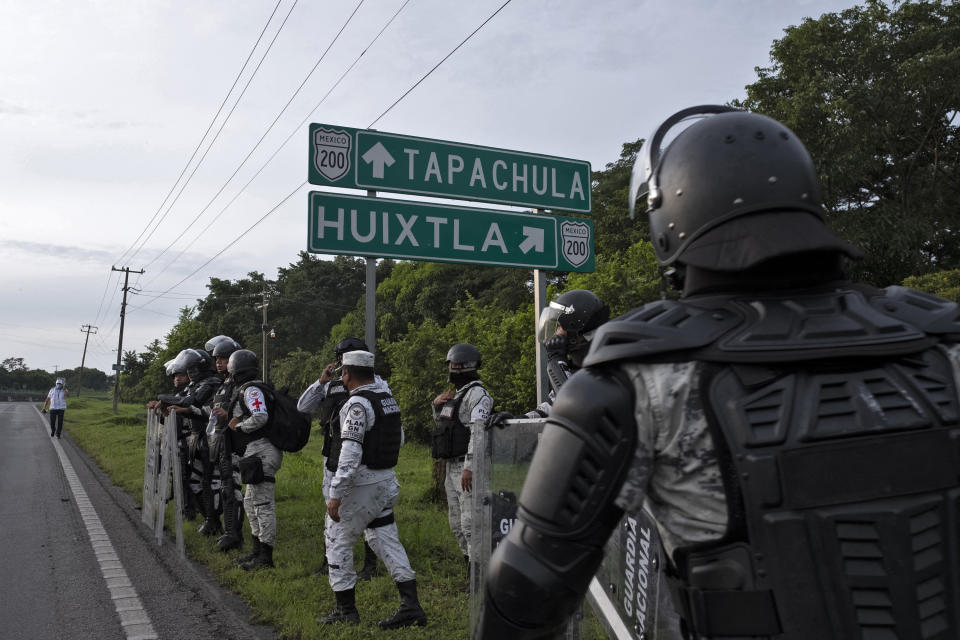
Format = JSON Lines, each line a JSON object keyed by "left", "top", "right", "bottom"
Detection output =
{"left": 537, "top": 300, "right": 573, "bottom": 344}
{"left": 629, "top": 105, "right": 741, "bottom": 220}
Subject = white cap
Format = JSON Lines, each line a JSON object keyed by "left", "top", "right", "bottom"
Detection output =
{"left": 56, "top": 378, "right": 65, "bottom": 385}
{"left": 341, "top": 350, "right": 375, "bottom": 368}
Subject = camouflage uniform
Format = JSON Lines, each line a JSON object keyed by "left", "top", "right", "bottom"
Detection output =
{"left": 230, "top": 385, "right": 282, "bottom": 546}
{"left": 326, "top": 378, "right": 415, "bottom": 592}
{"left": 432, "top": 381, "right": 492, "bottom": 559}
{"left": 614, "top": 361, "right": 727, "bottom": 558}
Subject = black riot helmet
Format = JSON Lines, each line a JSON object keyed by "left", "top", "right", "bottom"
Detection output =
{"left": 227, "top": 349, "right": 259, "bottom": 384}
{"left": 174, "top": 348, "right": 214, "bottom": 383}
{"left": 205, "top": 335, "right": 242, "bottom": 359}
{"left": 446, "top": 343, "right": 481, "bottom": 373}
{"left": 629, "top": 106, "right": 861, "bottom": 272}
{"left": 334, "top": 337, "right": 369, "bottom": 362}
{"left": 537, "top": 289, "right": 609, "bottom": 344}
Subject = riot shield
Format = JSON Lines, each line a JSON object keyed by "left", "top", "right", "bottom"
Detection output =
{"left": 472, "top": 417, "right": 680, "bottom": 640}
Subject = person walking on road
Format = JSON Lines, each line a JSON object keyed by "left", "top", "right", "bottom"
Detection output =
{"left": 41, "top": 377, "right": 68, "bottom": 438}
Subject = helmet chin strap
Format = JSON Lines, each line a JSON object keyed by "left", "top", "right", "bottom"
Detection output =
{"left": 659, "top": 265, "right": 685, "bottom": 299}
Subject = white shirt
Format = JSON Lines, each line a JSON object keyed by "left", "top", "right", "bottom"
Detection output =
{"left": 47, "top": 386, "right": 67, "bottom": 410}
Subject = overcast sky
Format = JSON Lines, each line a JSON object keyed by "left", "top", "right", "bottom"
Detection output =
{"left": 1, "top": 0, "right": 856, "bottom": 377}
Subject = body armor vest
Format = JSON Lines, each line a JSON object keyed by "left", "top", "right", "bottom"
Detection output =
{"left": 208, "top": 377, "right": 234, "bottom": 461}
{"left": 431, "top": 380, "right": 482, "bottom": 459}
{"left": 584, "top": 284, "right": 960, "bottom": 639}
{"left": 355, "top": 389, "right": 402, "bottom": 469}
{"left": 326, "top": 388, "right": 403, "bottom": 471}
{"left": 322, "top": 379, "right": 349, "bottom": 471}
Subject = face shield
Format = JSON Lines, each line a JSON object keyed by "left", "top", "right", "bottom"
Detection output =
{"left": 537, "top": 300, "right": 574, "bottom": 344}
{"left": 628, "top": 105, "right": 740, "bottom": 220}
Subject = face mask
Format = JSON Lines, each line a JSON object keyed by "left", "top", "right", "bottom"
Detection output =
{"left": 56, "top": 383, "right": 62, "bottom": 389}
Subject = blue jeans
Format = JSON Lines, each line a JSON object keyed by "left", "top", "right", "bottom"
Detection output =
{"left": 49, "top": 409, "right": 65, "bottom": 437}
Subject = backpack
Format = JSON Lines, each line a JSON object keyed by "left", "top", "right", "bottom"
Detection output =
{"left": 238, "top": 381, "right": 312, "bottom": 452}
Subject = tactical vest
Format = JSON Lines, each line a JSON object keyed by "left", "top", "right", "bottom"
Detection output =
{"left": 322, "top": 379, "right": 349, "bottom": 471}
{"left": 355, "top": 389, "right": 402, "bottom": 469}
{"left": 326, "top": 388, "right": 403, "bottom": 471}
{"left": 431, "top": 380, "right": 483, "bottom": 459}
{"left": 584, "top": 284, "right": 960, "bottom": 639}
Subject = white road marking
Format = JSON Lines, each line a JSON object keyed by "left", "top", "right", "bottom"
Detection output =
{"left": 36, "top": 407, "right": 159, "bottom": 640}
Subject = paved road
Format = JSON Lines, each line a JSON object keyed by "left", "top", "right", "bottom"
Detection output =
{"left": 0, "top": 402, "right": 275, "bottom": 640}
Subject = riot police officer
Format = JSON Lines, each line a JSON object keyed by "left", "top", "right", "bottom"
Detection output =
{"left": 214, "top": 349, "right": 282, "bottom": 570}
{"left": 296, "top": 337, "right": 383, "bottom": 579}
{"left": 204, "top": 335, "right": 246, "bottom": 553}
{"left": 479, "top": 106, "right": 960, "bottom": 638}
{"left": 164, "top": 348, "right": 224, "bottom": 536}
{"left": 431, "top": 343, "right": 493, "bottom": 572}
{"left": 486, "top": 289, "right": 609, "bottom": 427}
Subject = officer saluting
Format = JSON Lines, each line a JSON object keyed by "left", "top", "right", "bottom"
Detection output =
{"left": 480, "top": 106, "right": 960, "bottom": 638}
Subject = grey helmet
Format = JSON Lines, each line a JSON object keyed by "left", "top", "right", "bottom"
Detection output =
{"left": 629, "top": 105, "right": 860, "bottom": 271}
{"left": 227, "top": 349, "right": 259, "bottom": 384}
{"left": 164, "top": 357, "right": 186, "bottom": 377}
{"left": 446, "top": 343, "right": 481, "bottom": 373}
{"left": 205, "top": 335, "right": 242, "bottom": 359}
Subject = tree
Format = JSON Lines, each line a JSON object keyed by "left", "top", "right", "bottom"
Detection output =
{"left": 2, "top": 357, "right": 26, "bottom": 372}
{"left": 738, "top": 0, "right": 960, "bottom": 286}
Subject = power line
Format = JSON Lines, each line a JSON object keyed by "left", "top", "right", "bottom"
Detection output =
{"left": 139, "top": 0, "right": 411, "bottom": 295}
{"left": 370, "top": 0, "right": 515, "bottom": 128}
{"left": 141, "top": 0, "right": 367, "bottom": 287}
{"left": 133, "top": 0, "right": 301, "bottom": 269}
{"left": 114, "top": 0, "right": 288, "bottom": 267}
{"left": 137, "top": 0, "right": 513, "bottom": 308}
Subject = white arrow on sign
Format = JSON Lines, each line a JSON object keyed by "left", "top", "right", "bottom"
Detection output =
{"left": 361, "top": 142, "right": 395, "bottom": 179}
{"left": 519, "top": 226, "right": 545, "bottom": 254}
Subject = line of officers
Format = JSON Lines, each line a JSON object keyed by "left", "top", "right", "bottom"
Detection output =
{"left": 146, "top": 288, "right": 608, "bottom": 632}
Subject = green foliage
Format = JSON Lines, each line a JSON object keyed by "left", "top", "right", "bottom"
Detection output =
{"left": 563, "top": 240, "right": 662, "bottom": 317}
{"left": 903, "top": 269, "right": 960, "bottom": 302}
{"left": 737, "top": 0, "right": 960, "bottom": 286}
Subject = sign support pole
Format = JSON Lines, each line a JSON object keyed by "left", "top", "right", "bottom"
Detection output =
{"left": 365, "top": 190, "right": 377, "bottom": 354}
{"left": 533, "top": 206, "right": 549, "bottom": 406}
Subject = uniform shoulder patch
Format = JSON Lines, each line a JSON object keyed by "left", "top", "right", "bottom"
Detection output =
{"left": 244, "top": 386, "right": 268, "bottom": 414}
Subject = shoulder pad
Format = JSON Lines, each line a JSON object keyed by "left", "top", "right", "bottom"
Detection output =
{"left": 586, "top": 287, "right": 942, "bottom": 367}
{"left": 872, "top": 286, "right": 960, "bottom": 340}
{"left": 584, "top": 299, "right": 740, "bottom": 367}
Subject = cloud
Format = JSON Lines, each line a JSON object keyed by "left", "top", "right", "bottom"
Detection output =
{"left": 0, "top": 99, "right": 32, "bottom": 116}
{"left": 0, "top": 239, "right": 117, "bottom": 263}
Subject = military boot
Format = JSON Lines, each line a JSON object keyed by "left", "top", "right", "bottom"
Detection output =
{"left": 216, "top": 500, "right": 242, "bottom": 552}
{"left": 197, "top": 484, "right": 222, "bottom": 536}
{"left": 378, "top": 580, "right": 427, "bottom": 629}
{"left": 318, "top": 588, "right": 360, "bottom": 625}
{"left": 240, "top": 542, "right": 274, "bottom": 570}
{"left": 357, "top": 540, "right": 381, "bottom": 581}
{"left": 234, "top": 537, "right": 261, "bottom": 566}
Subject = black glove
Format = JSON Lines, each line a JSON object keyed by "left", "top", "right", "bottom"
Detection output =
{"left": 543, "top": 334, "right": 569, "bottom": 361}
{"left": 42, "top": 408, "right": 48, "bottom": 414}
{"left": 486, "top": 411, "right": 515, "bottom": 430}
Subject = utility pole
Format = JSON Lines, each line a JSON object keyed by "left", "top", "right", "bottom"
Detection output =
{"left": 112, "top": 266, "right": 144, "bottom": 413}
{"left": 78, "top": 324, "right": 98, "bottom": 397}
{"left": 255, "top": 286, "right": 271, "bottom": 383}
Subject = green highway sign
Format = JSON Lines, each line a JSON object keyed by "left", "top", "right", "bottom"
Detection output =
{"left": 308, "top": 123, "right": 592, "bottom": 213}
{"left": 307, "top": 192, "right": 594, "bottom": 272}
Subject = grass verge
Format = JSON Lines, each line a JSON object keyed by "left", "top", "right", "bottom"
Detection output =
{"left": 59, "top": 396, "right": 472, "bottom": 640}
